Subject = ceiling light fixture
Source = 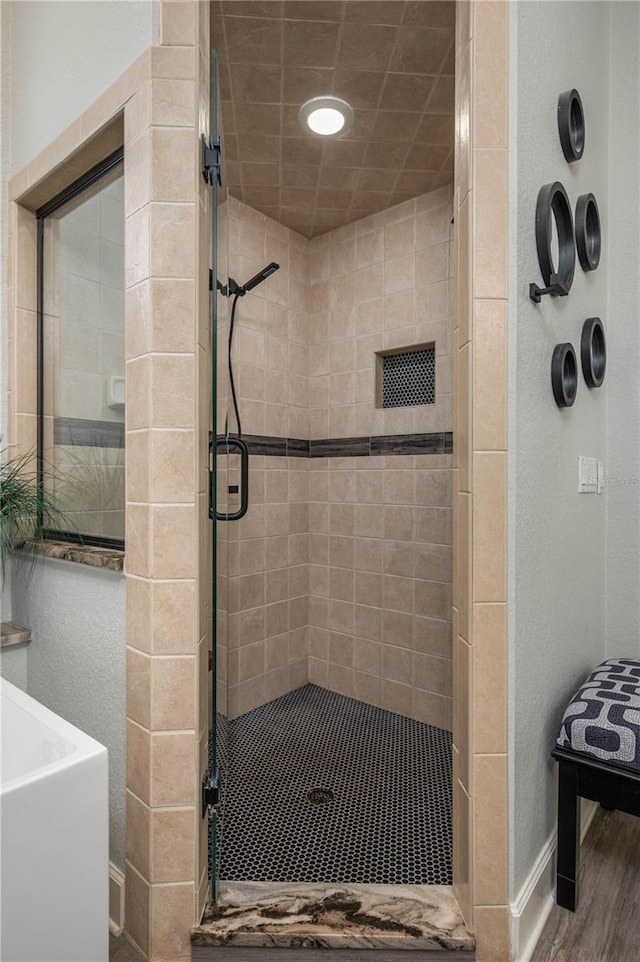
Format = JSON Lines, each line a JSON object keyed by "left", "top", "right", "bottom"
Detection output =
{"left": 299, "top": 96, "right": 353, "bottom": 137}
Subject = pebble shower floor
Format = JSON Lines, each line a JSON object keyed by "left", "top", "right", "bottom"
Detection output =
{"left": 210, "top": 684, "right": 452, "bottom": 885}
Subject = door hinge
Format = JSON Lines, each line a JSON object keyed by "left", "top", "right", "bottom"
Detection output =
{"left": 209, "top": 270, "right": 229, "bottom": 296}
{"left": 201, "top": 133, "right": 221, "bottom": 186}
{"left": 202, "top": 768, "right": 221, "bottom": 817}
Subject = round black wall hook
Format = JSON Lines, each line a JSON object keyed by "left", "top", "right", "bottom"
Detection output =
{"left": 551, "top": 343, "right": 578, "bottom": 408}
{"left": 581, "top": 317, "right": 606, "bottom": 388}
{"left": 575, "top": 194, "right": 601, "bottom": 272}
{"left": 530, "top": 182, "right": 576, "bottom": 303}
{"left": 558, "top": 89, "right": 585, "bottom": 163}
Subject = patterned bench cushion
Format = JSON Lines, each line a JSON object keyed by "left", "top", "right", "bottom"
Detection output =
{"left": 557, "top": 658, "right": 640, "bottom": 771}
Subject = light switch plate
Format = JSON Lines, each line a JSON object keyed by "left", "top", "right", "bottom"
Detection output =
{"left": 578, "top": 456, "right": 598, "bottom": 493}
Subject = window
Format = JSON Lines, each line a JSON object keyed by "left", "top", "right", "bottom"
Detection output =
{"left": 37, "top": 149, "right": 125, "bottom": 549}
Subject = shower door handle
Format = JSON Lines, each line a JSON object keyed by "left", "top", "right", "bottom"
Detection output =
{"left": 211, "top": 436, "right": 249, "bottom": 521}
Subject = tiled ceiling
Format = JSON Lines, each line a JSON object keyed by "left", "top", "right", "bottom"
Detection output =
{"left": 211, "top": 0, "right": 455, "bottom": 238}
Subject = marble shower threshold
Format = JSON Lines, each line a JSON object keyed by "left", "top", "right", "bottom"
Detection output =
{"left": 192, "top": 882, "right": 474, "bottom": 958}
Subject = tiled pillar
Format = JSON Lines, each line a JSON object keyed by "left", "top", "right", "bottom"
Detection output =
{"left": 124, "top": 3, "right": 210, "bottom": 958}
{"left": 452, "top": 2, "right": 509, "bottom": 960}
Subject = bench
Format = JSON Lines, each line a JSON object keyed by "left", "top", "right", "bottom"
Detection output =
{"left": 551, "top": 658, "right": 640, "bottom": 911}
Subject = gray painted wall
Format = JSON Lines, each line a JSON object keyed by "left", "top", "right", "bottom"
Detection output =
{"left": 7, "top": 0, "right": 157, "bottom": 172}
{"left": 604, "top": 2, "right": 640, "bottom": 657}
{"left": 0, "top": 639, "right": 27, "bottom": 689}
{"left": 509, "top": 0, "right": 610, "bottom": 896}
{"left": 12, "top": 557, "right": 126, "bottom": 872}
{"left": 1, "top": 4, "right": 13, "bottom": 626}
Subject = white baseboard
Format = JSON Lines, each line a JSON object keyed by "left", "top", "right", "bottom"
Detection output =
{"left": 510, "top": 800, "right": 598, "bottom": 962}
{"left": 109, "top": 861, "right": 125, "bottom": 936}
{"left": 509, "top": 831, "right": 556, "bottom": 962}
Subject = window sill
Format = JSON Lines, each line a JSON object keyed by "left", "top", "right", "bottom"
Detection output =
{"left": 22, "top": 540, "right": 125, "bottom": 572}
{"left": 1, "top": 622, "right": 31, "bottom": 649}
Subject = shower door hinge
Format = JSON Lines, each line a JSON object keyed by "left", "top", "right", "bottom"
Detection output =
{"left": 201, "top": 133, "right": 221, "bottom": 186}
{"left": 202, "top": 768, "right": 221, "bottom": 817}
{"left": 210, "top": 270, "right": 229, "bottom": 296}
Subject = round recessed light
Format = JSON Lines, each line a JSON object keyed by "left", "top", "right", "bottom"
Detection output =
{"left": 299, "top": 96, "right": 353, "bottom": 137}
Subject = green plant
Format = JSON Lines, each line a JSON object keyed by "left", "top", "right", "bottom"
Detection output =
{"left": 0, "top": 447, "right": 68, "bottom": 584}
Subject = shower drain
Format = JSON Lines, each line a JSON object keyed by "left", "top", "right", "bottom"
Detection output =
{"left": 307, "top": 787, "right": 334, "bottom": 805}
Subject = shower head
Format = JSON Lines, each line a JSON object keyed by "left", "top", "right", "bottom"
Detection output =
{"left": 238, "top": 262, "right": 279, "bottom": 295}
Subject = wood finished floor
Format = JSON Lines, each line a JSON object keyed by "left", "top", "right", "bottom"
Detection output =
{"left": 532, "top": 807, "right": 640, "bottom": 962}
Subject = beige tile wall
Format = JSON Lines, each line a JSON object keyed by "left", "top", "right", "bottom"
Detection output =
{"left": 305, "top": 188, "right": 454, "bottom": 727}
{"left": 308, "top": 184, "right": 453, "bottom": 441}
{"left": 223, "top": 186, "right": 454, "bottom": 446}
{"left": 307, "top": 451, "right": 453, "bottom": 730}
{"left": 225, "top": 454, "right": 310, "bottom": 715}
{"left": 226, "top": 193, "right": 309, "bottom": 440}
{"left": 218, "top": 195, "right": 311, "bottom": 716}
{"left": 453, "top": 1, "right": 509, "bottom": 958}
{"left": 215, "top": 189, "right": 454, "bottom": 728}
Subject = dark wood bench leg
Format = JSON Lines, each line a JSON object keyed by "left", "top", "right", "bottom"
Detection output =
{"left": 556, "top": 761, "right": 580, "bottom": 911}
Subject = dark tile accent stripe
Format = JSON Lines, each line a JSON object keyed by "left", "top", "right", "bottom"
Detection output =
{"left": 240, "top": 434, "right": 287, "bottom": 457}
{"left": 371, "top": 432, "right": 449, "bottom": 456}
{"left": 214, "top": 432, "right": 452, "bottom": 458}
{"left": 219, "top": 435, "right": 311, "bottom": 457}
{"left": 286, "top": 437, "right": 310, "bottom": 458}
{"left": 54, "top": 416, "right": 124, "bottom": 448}
{"left": 310, "top": 437, "right": 371, "bottom": 458}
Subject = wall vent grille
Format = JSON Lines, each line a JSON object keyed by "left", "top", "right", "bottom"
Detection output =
{"left": 380, "top": 346, "right": 435, "bottom": 408}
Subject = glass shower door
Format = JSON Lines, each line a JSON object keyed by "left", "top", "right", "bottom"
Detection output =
{"left": 206, "top": 49, "right": 230, "bottom": 901}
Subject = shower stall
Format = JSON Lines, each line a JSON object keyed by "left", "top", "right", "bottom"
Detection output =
{"left": 204, "top": 0, "right": 455, "bottom": 904}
